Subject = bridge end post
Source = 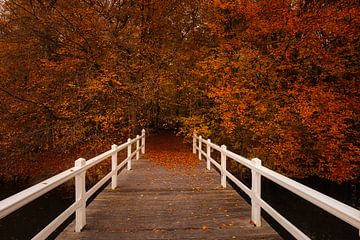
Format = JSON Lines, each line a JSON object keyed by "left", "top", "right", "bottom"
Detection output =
{"left": 127, "top": 138, "right": 132, "bottom": 170}
{"left": 192, "top": 132, "right": 197, "bottom": 154}
{"left": 198, "top": 136, "right": 202, "bottom": 160}
{"left": 251, "top": 158, "right": 262, "bottom": 227}
{"left": 221, "top": 145, "right": 227, "bottom": 188}
{"left": 136, "top": 135, "right": 140, "bottom": 160}
{"left": 75, "top": 158, "right": 86, "bottom": 232}
{"left": 206, "top": 139, "right": 211, "bottom": 170}
{"left": 111, "top": 144, "right": 118, "bottom": 190}
{"left": 141, "top": 129, "right": 146, "bottom": 154}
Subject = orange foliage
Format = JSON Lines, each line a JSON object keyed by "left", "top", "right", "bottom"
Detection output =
{"left": 145, "top": 131, "right": 200, "bottom": 172}
{"left": 0, "top": 0, "right": 206, "bottom": 177}
{"left": 0, "top": 0, "right": 358, "bottom": 184}
{"left": 191, "top": 0, "right": 360, "bottom": 183}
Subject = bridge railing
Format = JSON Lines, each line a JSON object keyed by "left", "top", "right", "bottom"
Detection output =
{"left": 0, "top": 129, "right": 146, "bottom": 240}
{"left": 193, "top": 133, "right": 360, "bottom": 240}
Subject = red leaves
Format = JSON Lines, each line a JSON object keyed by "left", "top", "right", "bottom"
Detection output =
{"left": 192, "top": 0, "right": 360, "bottom": 183}
{"left": 0, "top": 0, "right": 358, "bottom": 185}
{"left": 145, "top": 132, "right": 200, "bottom": 172}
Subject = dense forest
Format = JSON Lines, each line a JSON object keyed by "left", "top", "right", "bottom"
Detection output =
{"left": 0, "top": 0, "right": 359, "bottom": 183}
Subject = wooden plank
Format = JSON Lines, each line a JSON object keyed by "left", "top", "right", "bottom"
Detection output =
{"left": 57, "top": 159, "right": 282, "bottom": 240}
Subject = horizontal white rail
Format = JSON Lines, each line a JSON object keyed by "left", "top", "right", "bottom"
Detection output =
{"left": 85, "top": 171, "right": 114, "bottom": 201}
{"left": 209, "top": 156, "right": 221, "bottom": 171}
{"left": 33, "top": 202, "right": 80, "bottom": 240}
{"left": 256, "top": 165, "right": 360, "bottom": 230}
{"left": 225, "top": 171, "right": 252, "bottom": 197}
{"left": 0, "top": 168, "right": 81, "bottom": 219}
{"left": 0, "top": 129, "right": 146, "bottom": 240}
{"left": 257, "top": 196, "right": 310, "bottom": 240}
{"left": 193, "top": 133, "right": 360, "bottom": 239}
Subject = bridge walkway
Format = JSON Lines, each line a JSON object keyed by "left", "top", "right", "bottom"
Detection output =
{"left": 57, "top": 158, "right": 281, "bottom": 240}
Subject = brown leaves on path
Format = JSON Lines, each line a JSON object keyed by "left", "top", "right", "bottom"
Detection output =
{"left": 144, "top": 131, "right": 200, "bottom": 173}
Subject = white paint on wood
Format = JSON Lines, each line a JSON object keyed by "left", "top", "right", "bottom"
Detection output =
{"left": 136, "top": 135, "right": 140, "bottom": 160}
{"left": 0, "top": 130, "right": 146, "bottom": 238}
{"left": 225, "top": 171, "right": 251, "bottom": 196}
{"left": 251, "top": 158, "right": 262, "bottom": 227}
{"left": 127, "top": 138, "right": 132, "bottom": 170}
{"left": 111, "top": 144, "right": 118, "bottom": 190}
{"left": 258, "top": 197, "right": 310, "bottom": 240}
{"left": 141, "top": 129, "right": 146, "bottom": 154}
{"left": 193, "top": 132, "right": 197, "bottom": 154}
{"left": 198, "top": 136, "right": 202, "bottom": 160}
{"left": 32, "top": 201, "right": 80, "bottom": 240}
{"left": 0, "top": 168, "right": 79, "bottom": 219}
{"left": 1, "top": 129, "right": 359, "bottom": 240}
{"left": 221, "top": 145, "right": 227, "bottom": 188}
{"left": 192, "top": 131, "right": 360, "bottom": 239}
{"left": 75, "top": 158, "right": 86, "bottom": 232}
{"left": 209, "top": 157, "right": 221, "bottom": 171}
{"left": 256, "top": 164, "right": 360, "bottom": 231}
{"left": 206, "top": 139, "right": 211, "bottom": 170}
{"left": 85, "top": 171, "right": 114, "bottom": 201}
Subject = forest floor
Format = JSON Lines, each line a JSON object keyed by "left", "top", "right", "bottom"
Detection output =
{"left": 145, "top": 131, "right": 200, "bottom": 173}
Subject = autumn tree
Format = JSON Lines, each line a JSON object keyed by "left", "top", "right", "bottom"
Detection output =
{"left": 0, "top": 0, "right": 358, "bottom": 183}
{"left": 0, "top": 0, "right": 212, "bottom": 178}
{"left": 190, "top": 0, "right": 360, "bottom": 182}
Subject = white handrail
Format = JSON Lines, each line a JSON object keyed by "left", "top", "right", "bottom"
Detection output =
{"left": 0, "top": 129, "right": 146, "bottom": 240}
{"left": 193, "top": 134, "right": 360, "bottom": 239}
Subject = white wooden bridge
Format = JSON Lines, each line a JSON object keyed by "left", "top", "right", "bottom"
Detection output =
{"left": 0, "top": 130, "right": 359, "bottom": 239}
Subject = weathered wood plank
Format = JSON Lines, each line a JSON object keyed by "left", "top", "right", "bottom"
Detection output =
{"left": 57, "top": 159, "right": 282, "bottom": 240}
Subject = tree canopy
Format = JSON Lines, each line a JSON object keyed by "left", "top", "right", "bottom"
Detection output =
{"left": 0, "top": 0, "right": 359, "bottom": 183}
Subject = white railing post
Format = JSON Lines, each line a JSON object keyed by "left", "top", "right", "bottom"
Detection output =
{"left": 251, "top": 158, "right": 262, "bottom": 227}
{"left": 221, "top": 145, "right": 227, "bottom": 188}
{"left": 127, "top": 138, "right": 132, "bottom": 170}
{"left": 75, "top": 158, "right": 86, "bottom": 232}
{"left": 206, "top": 139, "right": 211, "bottom": 170}
{"left": 193, "top": 132, "right": 196, "bottom": 154}
{"left": 136, "top": 135, "right": 140, "bottom": 160}
{"left": 198, "top": 136, "right": 202, "bottom": 160}
{"left": 141, "top": 129, "right": 146, "bottom": 154}
{"left": 111, "top": 144, "right": 118, "bottom": 190}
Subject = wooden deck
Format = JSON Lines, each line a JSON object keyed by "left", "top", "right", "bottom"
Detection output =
{"left": 57, "top": 158, "right": 282, "bottom": 240}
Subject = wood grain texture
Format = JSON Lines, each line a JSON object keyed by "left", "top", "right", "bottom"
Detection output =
{"left": 57, "top": 159, "right": 282, "bottom": 240}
